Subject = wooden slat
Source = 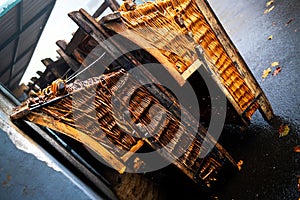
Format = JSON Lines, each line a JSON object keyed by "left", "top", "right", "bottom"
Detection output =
{"left": 41, "top": 58, "right": 53, "bottom": 67}
{"left": 56, "top": 40, "right": 68, "bottom": 51}
{"left": 72, "top": 48, "right": 87, "bottom": 66}
{"left": 65, "top": 30, "right": 88, "bottom": 55}
{"left": 121, "top": 140, "right": 144, "bottom": 162}
{"left": 107, "top": 0, "right": 120, "bottom": 11}
{"left": 93, "top": 0, "right": 109, "bottom": 18}
{"left": 56, "top": 49, "right": 80, "bottom": 71}
{"left": 182, "top": 59, "right": 202, "bottom": 80}
{"left": 27, "top": 112, "right": 127, "bottom": 174}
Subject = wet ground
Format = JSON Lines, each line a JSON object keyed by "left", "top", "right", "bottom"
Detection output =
{"left": 206, "top": 0, "right": 300, "bottom": 199}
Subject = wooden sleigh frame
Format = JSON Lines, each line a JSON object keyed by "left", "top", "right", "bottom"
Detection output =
{"left": 11, "top": 0, "right": 275, "bottom": 188}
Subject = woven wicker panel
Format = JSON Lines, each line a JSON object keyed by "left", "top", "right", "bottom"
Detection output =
{"left": 119, "top": 0, "right": 258, "bottom": 118}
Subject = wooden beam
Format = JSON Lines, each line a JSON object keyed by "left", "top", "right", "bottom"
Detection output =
{"left": 107, "top": 0, "right": 120, "bottom": 11}
{"left": 182, "top": 59, "right": 202, "bottom": 80}
{"left": 72, "top": 48, "right": 87, "bottom": 66}
{"left": 56, "top": 49, "right": 80, "bottom": 71}
{"left": 120, "top": 140, "right": 144, "bottom": 162}
{"left": 93, "top": 0, "right": 109, "bottom": 18}
{"left": 41, "top": 58, "right": 54, "bottom": 67}
{"left": 27, "top": 112, "right": 127, "bottom": 174}
{"left": 63, "top": 0, "right": 119, "bottom": 56}
{"left": 65, "top": 30, "right": 88, "bottom": 55}
{"left": 56, "top": 40, "right": 68, "bottom": 51}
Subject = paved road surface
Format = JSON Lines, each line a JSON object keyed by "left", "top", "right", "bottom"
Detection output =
{"left": 207, "top": 0, "right": 300, "bottom": 199}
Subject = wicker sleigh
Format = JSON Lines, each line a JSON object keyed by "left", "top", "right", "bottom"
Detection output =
{"left": 11, "top": 68, "right": 236, "bottom": 187}
{"left": 11, "top": 0, "right": 274, "bottom": 188}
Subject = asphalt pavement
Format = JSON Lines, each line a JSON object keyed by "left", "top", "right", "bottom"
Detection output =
{"left": 206, "top": 0, "right": 300, "bottom": 199}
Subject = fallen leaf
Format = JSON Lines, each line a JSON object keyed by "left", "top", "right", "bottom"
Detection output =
{"left": 6, "top": 175, "right": 11, "bottom": 181}
{"left": 285, "top": 18, "right": 295, "bottom": 26}
{"left": 278, "top": 124, "right": 290, "bottom": 137}
{"left": 264, "top": 5, "right": 274, "bottom": 14}
{"left": 262, "top": 67, "right": 272, "bottom": 79}
{"left": 237, "top": 160, "right": 243, "bottom": 171}
{"left": 2, "top": 174, "right": 12, "bottom": 187}
{"left": 272, "top": 66, "right": 282, "bottom": 76}
{"left": 298, "top": 176, "right": 300, "bottom": 192}
{"left": 268, "top": 35, "right": 273, "bottom": 40}
{"left": 293, "top": 145, "right": 300, "bottom": 153}
{"left": 266, "top": 0, "right": 274, "bottom": 7}
{"left": 271, "top": 61, "right": 279, "bottom": 67}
